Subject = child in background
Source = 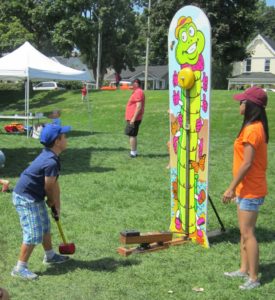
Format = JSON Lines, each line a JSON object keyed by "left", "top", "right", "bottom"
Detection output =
{"left": 48, "top": 110, "right": 61, "bottom": 126}
{"left": 11, "top": 123, "right": 71, "bottom": 280}
{"left": 166, "top": 109, "right": 175, "bottom": 169}
{"left": 0, "top": 150, "right": 10, "bottom": 192}
{"left": 81, "top": 84, "right": 87, "bottom": 102}
{"left": 0, "top": 179, "right": 10, "bottom": 192}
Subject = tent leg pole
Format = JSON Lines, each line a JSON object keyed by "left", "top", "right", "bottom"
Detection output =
{"left": 26, "top": 77, "right": 29, "bottom": 138}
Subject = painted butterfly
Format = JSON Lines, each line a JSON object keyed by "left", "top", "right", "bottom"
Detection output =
{"left": 190, "top": 154, "right": 206, "bottom": 173}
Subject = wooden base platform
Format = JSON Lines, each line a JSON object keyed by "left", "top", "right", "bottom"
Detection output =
{"left": 117, "top": 231, "right": 189, "bottom": 256}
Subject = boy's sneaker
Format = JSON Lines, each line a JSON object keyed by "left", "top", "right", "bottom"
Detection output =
{"left": 239, "top": 278, "right": 260, "bottom": 290}
{"left": 224, "top": 270, "right": 248, "bottom": 278}
{"left": 11, "top": 267, "right": 38, "bottom": 280}
{"left": 43, "top": 253, "right": 70, "bottom": 265}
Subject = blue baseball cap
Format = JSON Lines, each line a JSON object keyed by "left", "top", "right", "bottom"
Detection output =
{"left": 40, "top": 124, "right": 71, "bottom": 146}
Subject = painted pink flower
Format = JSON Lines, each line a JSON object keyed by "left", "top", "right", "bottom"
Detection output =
{"left": 197, "top": 217, "right": 205, "bottom": 226}
{"left": 175, "top": 217, "right": 182, "bottom": 230}
{"left": 197, "top": 229, "right": 203, "bottom": 237}
{"left": 173, "top": 136, "right": 179, "bottom": 153}
{"left": 173, "top": 90, "right": 180, "bottom": 106}
{"left": 173, "top": 71, "right": 178, "bottom": 87}
{"left": 196, "top": 118, "right": 203, "bottom": 132}
{"left": 202, "top": 72, "right": 208, "bottom": 92}
{"left": 198, "top": 138, "right": 203, "bottom": 158}
{"left": 202, "top": 94, "right": 208, "bottom": 113}
{"left": 177, "top": 114, "right": 183, "bottom": 128}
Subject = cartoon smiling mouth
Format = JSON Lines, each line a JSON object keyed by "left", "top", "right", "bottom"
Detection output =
{"left": 187, "top": 43, "right": 197, "bottom": 54}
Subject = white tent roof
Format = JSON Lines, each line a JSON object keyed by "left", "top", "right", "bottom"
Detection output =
{"left": 0, "top": 41, "right": 91, "bottom": 81}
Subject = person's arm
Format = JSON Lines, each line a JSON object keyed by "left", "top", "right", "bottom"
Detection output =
{"left": 45, "top": 176, "right": 60, "bottom": 215}
{"left": 222, "top": 143, "right": 255, "bottom": 203}
{"left": 130, "top": 102, "right": 142, "bottom": 124}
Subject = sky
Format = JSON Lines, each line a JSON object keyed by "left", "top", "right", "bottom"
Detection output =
{"left": 266, "top": 0, "right": 275, "bottom": 6}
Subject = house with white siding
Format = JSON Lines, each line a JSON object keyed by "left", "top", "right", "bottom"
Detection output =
{"left": 228, "top": 34, "right": 275, "bottom": 90}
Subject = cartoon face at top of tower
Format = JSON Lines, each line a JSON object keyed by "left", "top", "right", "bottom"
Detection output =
{"left": 175, "top": 16, "right": 205, "bottom": 65}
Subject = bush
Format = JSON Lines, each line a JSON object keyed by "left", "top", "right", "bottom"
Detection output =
{"left": 59, "top": 80, "right": 83, "bottom": 90}
{"left": 0, "top": 81, "right": 24, "bottom": 91}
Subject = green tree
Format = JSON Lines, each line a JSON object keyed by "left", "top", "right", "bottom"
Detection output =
{"left": 0, "top": 0, "right": 59, "bottom": 55}
{"left": 255, "top": 5, "right": 275, "bottom": 40}
{"left": 0, "top": 17, "right": 34, "bottom": 54}
{"left": 38, "top": 0, "right": 140, "bottom": 84}
{"left": 0, "top": 0, "right": 141, "bottom": 85}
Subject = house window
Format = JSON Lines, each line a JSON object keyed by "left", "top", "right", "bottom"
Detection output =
{"left": 265, "top": 59, "right": 270, "bottom": 72}
{"left": 245, "top": 58, "right": 251, "bottom": 72}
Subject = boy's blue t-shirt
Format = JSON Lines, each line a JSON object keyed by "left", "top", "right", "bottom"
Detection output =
{"left": 14, "top": 148, "right": 60, "bottom": 202}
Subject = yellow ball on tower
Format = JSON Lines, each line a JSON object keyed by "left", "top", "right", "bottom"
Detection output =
{"left": 177, "top": 68, "right": 195, "bottom": 90}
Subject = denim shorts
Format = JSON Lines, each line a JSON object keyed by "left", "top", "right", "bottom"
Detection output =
{"left": 236, "top": 197, "right": 264, "bottom": 212}
{"left": 12, "top": 192, "right": 50, "bottom": 244}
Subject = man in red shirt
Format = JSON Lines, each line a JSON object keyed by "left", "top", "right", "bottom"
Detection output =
{"left": 125, "top": 79, "right": 145, "bottom": 158}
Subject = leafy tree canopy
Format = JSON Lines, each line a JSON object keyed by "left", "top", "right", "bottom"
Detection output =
{"left": 148, "top": 0, "right": 263, "bottom": 65}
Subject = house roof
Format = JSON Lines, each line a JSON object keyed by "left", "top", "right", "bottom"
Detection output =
{"left": 247, "top": 34, "right": 275, "bottom": 55}
{"left": 231, "top": 72, "right": 275, "bottom": 79}
{"left": 228, "top": 72, "right": 275, "bottom": 84}
{"left": 105, "top": 65, "right": 168, "bottom": 81}
{"left": 262, "top": 35, "right": 275, "bottom": 52}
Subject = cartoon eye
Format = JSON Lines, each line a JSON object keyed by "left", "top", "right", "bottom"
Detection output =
{"left": 181, "top": 31, "right": 187, "bottom": 42}
{"left": 189, "top": 26, "right": 195, "bottom": 37}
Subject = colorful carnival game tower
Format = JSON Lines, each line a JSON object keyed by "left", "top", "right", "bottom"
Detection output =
{"left": 118, "top": 5, "right": 225, "bottom": 256}
{"left": 168, "top": 5, "right": 212, "bottom": 248}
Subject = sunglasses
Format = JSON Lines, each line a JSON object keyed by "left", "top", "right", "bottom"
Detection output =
{"left": 240, "top": 100, "right": 247, "bottom": 105}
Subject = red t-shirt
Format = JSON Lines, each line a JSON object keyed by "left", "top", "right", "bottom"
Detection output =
{"left": 125, "top": 88, "right": 145, "bottom": 121}
{"left": 233, "top": 121, "right": 267, "bottom": 198}
{"left": 81, "top": 87, "right": 87, "bottom": 96}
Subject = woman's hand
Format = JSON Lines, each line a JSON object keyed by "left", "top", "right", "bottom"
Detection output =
{"left": 222, "top": 188, "right": 236, "bottom": 204}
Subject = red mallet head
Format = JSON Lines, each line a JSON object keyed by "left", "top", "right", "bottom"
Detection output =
{"left": 59, "top": 243, "right": 76, "bottom": 255}
{"left": 54, "top": 218, "right": 76, "bottom": 255}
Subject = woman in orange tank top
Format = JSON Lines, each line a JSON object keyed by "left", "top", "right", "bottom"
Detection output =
{"left": 222, "top": 86, "right": 269, "bottom": 290}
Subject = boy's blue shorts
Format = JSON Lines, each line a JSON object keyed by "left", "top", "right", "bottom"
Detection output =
{"left": 236, "top": 197, "right": 264, "bottom": 212}
{"left": 12, "top": 192, "right": 50, "bottom": 244}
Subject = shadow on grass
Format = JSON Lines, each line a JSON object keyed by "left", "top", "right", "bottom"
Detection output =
{"left": 66, "top": 130, "right": 93, "bottom": 137}
{"left": 260, "top": 262, "right": 275, "bottom": 284}
{"left": 209, "top": 227, "right": 275, "bottom": 245}
{"left": 209, "top": 227, "right": 275, "bottom": 284}
{"left": 37, "top": 257, "right": 141, "bottom": 275}
{"left": 139, "top": 153, "right": 168, "bottom": 158}
{"left": 1, "top": 147, "right": 124, "bottom": 177}
{"left": 0, "top": 90, "right": 67, "bottom": 112}
{"left": 0, "top": 130, "right": 114, "bottom": 138}
{"left": 68, "top": 130, "right": 117, "bottom": 137}
{"left": 29, "top": 92, "right": 67, "bottom": 110}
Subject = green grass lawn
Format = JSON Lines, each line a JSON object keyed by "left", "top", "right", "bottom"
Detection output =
{"left": 0, "top": 88, "right": 275, "bottom": 299}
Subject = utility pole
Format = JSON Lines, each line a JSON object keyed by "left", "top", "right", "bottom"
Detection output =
{"left": 95, "top": 11, "right": 102, "bottom": 90}
{"left": 96, "top": 29, "right": 102, "bottom": 89}
{"left": 144, "top": 0, "right": 151, "bottom": 91}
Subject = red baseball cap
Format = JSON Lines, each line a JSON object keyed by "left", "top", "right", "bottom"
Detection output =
{"left": 233, "top": 86, "right": 267, "bottom": 107}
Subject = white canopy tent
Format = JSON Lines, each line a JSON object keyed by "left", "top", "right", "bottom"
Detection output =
{"left": 0, "top": 41, "right": 92, "bottom": 136}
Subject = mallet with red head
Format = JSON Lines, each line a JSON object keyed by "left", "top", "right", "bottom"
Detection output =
{"left": 51, "top": 207, "right": 75, "bottom": 255}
